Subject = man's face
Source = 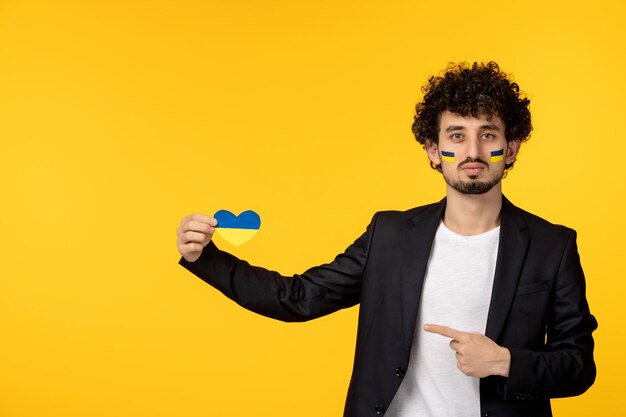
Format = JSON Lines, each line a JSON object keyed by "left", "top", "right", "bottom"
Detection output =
{"left": 426, "top": 111, "right": 520, "bottom": 195}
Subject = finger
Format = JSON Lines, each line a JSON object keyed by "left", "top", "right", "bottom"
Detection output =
{"left": 182, "top": 220, "right": 215, "bottom": 234}
{"left": 449, "top": 339, "right": 461, "bottom": 352}
{"left": 183, "top": 242, "right": 204, "bottom": 253}
{"left": 423, "top": 324, "right": 465, "bottom": 340}
{"left": 180, "top": 230, "right": 211, "bottom": 245}
{"left": 187, "top": 213, "right": 217, "bottom": 226}
{"left": 189, "top": 213, "right": 211, "bottom": 222}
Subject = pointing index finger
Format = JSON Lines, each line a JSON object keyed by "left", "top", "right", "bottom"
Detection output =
{"left": 423, "top": 324, "right": 465, "bottom": 340}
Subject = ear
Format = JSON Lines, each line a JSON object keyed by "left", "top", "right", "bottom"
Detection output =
{"left": 424, "top": 139, "right": 441, "bottom": 165}
{"left": 505, "top": 140, "right": 521, "bottom": 164}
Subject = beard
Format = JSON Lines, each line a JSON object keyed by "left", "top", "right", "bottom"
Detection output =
{"left": 442, "top": 157, "right": 503, "bottom": 195}
{"left": 445, "top": 176, "right": 502, "bottom": 194}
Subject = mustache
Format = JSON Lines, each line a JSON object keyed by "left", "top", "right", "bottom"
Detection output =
{"left": 457, "top": 157, "right": 489, "bottom": 169}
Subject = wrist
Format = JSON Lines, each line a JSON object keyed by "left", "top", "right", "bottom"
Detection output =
{"left": 498, "top": 347, "right": 511, "bottom": 377}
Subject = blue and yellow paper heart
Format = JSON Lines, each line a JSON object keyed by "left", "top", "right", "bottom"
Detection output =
{"left": 213, "top": 210, "right": 261, "bottom": 246}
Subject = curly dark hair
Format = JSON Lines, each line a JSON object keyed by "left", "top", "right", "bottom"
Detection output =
{"left": 412, "top": 61, "right": 532, "bottom": 172}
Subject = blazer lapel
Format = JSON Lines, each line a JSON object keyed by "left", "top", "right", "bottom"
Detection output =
{"left": 401, "top": 198, "right": 446, "bottom": 353}
{"left": 484, "top": 196, "right": 530, "bottom": 341}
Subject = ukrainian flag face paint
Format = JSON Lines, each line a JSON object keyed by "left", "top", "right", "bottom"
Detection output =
{"left": 213, "top": 210, "right": 261, "bottom": 246}
{"left": 490, "top": 149, "right": 504, "bottom": 162}
{"left": 441, "top": 151, "right": 455, "bottom": 162}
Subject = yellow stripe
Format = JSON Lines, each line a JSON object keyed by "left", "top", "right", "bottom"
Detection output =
{"left": 441, "top": 155, "right": 455, "bottom": 162}
{"left": 216, "top": 228, "right": 259, "bottom": 246}
{"left": 490, "top": 155, "right": 504, "bottom": 162}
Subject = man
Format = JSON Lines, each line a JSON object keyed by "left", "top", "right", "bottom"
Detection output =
{"left": 176, "top": 62, "right": 597, "bottom": 417}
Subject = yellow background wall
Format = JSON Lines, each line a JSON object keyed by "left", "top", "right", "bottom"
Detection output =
{"left": 1, "top": 0, "right": 623, "bottom": 415}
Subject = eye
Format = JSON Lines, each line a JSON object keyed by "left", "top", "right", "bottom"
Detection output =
{"left": 482, "top": 133, "right": 495, "bottom": 140}
{"left": 451, "top": 133, "right": 463, "bottom": 140}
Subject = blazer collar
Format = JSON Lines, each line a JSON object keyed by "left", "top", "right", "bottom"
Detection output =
{"left": 400, "top": 195, "right": 529, "bottom": 352}
{"left": 485, "top": 195, "right": 530, "bottom": 341}
{"left": 401, "top": 197, "right": 446, "bottom": 353}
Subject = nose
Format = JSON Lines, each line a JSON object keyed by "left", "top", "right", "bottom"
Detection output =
{"left": 466, "top": 136, "right": 482, "bottom": 159}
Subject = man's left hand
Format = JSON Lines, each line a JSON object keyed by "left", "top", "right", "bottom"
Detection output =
{"left": 424, "top": 324, "right": 511, "bottom": 378}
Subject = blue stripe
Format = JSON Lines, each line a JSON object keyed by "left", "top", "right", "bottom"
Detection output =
{"left": 490, "top": 149, "right": 504, "bottom": 157}
{"left": 214, "top": 210, "right": 261, "bottom": 229}
{"left": 441, "top": 151, "right": 455, "bottom": 157}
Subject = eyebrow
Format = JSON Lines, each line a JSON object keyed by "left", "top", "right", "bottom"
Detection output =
{"left": 444, "top": 124, "right": 501, "bottom": 132}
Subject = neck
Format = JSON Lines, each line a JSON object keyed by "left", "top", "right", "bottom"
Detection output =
{"left": 443, "top": 184, "right": 503, "bottom": 236}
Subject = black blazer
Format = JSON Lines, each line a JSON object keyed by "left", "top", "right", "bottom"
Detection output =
{"left": 180, "top": 196, "right": 597, "bottom": 417}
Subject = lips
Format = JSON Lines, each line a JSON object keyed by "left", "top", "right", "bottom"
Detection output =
{"left": 461, "top": 163, "right": 485, "bottom": 169}
{"left": 463, "top": 168, "right": 484, "bottom": 176}
{"left": 459, "top": 162, "right": 487, "bottom": 176}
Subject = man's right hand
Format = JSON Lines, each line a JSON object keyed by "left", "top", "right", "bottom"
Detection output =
{"left": 177, "top": 214, "right": 218, "bottom": 262}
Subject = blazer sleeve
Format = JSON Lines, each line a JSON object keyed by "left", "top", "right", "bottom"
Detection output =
{"left": 504, "top": 229, "right": 598, "bottom": 399}
{"left": 178, "top": 214, "right": 378, "bottom": 322}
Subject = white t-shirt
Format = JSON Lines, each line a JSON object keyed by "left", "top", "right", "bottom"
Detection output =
{"left": 385, "top": 221, "right": 500, "bottom": 417}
